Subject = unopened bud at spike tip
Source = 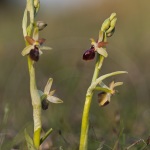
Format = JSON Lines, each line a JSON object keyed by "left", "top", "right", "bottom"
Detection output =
{"left": 37, "top": 21, "right": 47, "bottom": 31}
{"left": 101, "top": 18, "right": 111, "bottom": 32}
{"left": 109, "top": 13, "right": 117, "bottom": 21}
{"left": 106, "top": 28, "right": 115, "bottom": 37}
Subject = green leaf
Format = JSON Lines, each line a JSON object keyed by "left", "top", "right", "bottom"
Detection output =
{"left": 40, "top": 128, "right": 53, "bottom": 144}
{"left": 47, "top": 96, "right": 63, "bottom": 103}
{"left": 96, "top": 71, "right": 127, "bottom": 85}
{"left": 44, "top": 78, "right": 53, "bottom": 95}
{"left": 21, "top": 45, "right": 33, "bottom": 56}
{"left": 24, "top": 129, "right": 36, "bottom": 150}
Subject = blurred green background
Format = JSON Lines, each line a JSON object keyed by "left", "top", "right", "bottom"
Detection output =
{"left": 0, "top": 0, "right": 150, "bottom": 149}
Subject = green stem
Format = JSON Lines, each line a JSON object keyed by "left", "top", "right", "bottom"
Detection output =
{"left": 79, "top": 32, "right": 107, "bottom": 150}
{"left": 79, "top": 54, "right": 104, "bottom": 150}
{"left": 22, "top": 1, "right": 41, "bottom": 149}
{"left": 28, "top": 56, "right": 41, "bottom": 149}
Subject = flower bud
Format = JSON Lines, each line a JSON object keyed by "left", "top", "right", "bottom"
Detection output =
{"left": 109, "top": 13, "right": 117, "bottom": 21}
{"left": 106, "top": 28, "right": 115, "bottom": 37}
{"left": 101, "top": 19, "right": 111, "bottom": 32}
{"left": 36, "top": 21, "right": 47, "bottom": 31}
{"left": 34, "top": 0, "right": 40, "bottom": 7}
{"left": 110, "top": 18, "right": 117, "bottom": 28}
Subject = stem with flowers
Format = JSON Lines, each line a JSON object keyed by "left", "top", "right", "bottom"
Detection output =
{"left": 22, "top": 0, "right": 63, "bottom": 149}
{"left": 79, "top": 13, "right": 127, "bottom": 150}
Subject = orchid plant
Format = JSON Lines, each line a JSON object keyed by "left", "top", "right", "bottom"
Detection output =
{"left": 22, "top": 0, "right": 63, "bottom": 149}
{"left": 79, "top": 13, "right": 127, "bottom": 150}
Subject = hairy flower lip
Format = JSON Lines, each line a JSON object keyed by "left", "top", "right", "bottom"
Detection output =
{"left": 29, "top": 46, "right": 40, "bottom": 61}
{"left": 83, "top": 48, "right": 95, "bottom": 61}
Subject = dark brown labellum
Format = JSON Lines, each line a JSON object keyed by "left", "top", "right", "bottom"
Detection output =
{"left": 29, "top": 46, "right": 39, "bottom": 61}
{"left": 42, "top": 99, "right": 49, "bottom": 110}
{"left": 98, "top": 92, "right": 109, "bottom": 107}
{"left": 83, "top": 48, "right": 95, "bottom": 61}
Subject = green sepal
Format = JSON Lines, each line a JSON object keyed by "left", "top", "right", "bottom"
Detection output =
{"left": 47, "top": 95, "right": 63, "bottom": 103}
{"left": 44, "top": 78, "right": 53, "bottom": 95}
{"left": 33, "top": 27, "right": 39, "bottom": 41}
{"left": 21, "top": 45, "right": 33, "bottom": 56}
{"left": 97, "top": 47, "right": 108, "bottom": 57}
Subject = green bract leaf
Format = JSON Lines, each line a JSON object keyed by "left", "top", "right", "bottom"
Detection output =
{"left": 98, "top": 31, "right": 104, "bottom": 42}
{"left": 21, "top": 45, "right": 33, "bottom": 56}
{"left": 96, "top": 71, "right": 127, "bottom": 85}
{"left": 97, "top": 47, "right": 108, "bottom": 57}
{"left": 33, "top": 27, "right": 39, "bottom": 41}
{"left": 47, "top": 96, "right": 63, "bottom": 103}
{"left": 44, "top": 78, "right": 53, "bottom": 95}
{"left": 22, "top": 9, "right": 28, "bottom": 37}
{"left": 40, "top": 46, "right": 52, "bottom": 50}
{"left": 27, "top": 0, "right": 34, "bottom": 24}
{"left": 24, "top": 129, "right": 36, "bottom": 150}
